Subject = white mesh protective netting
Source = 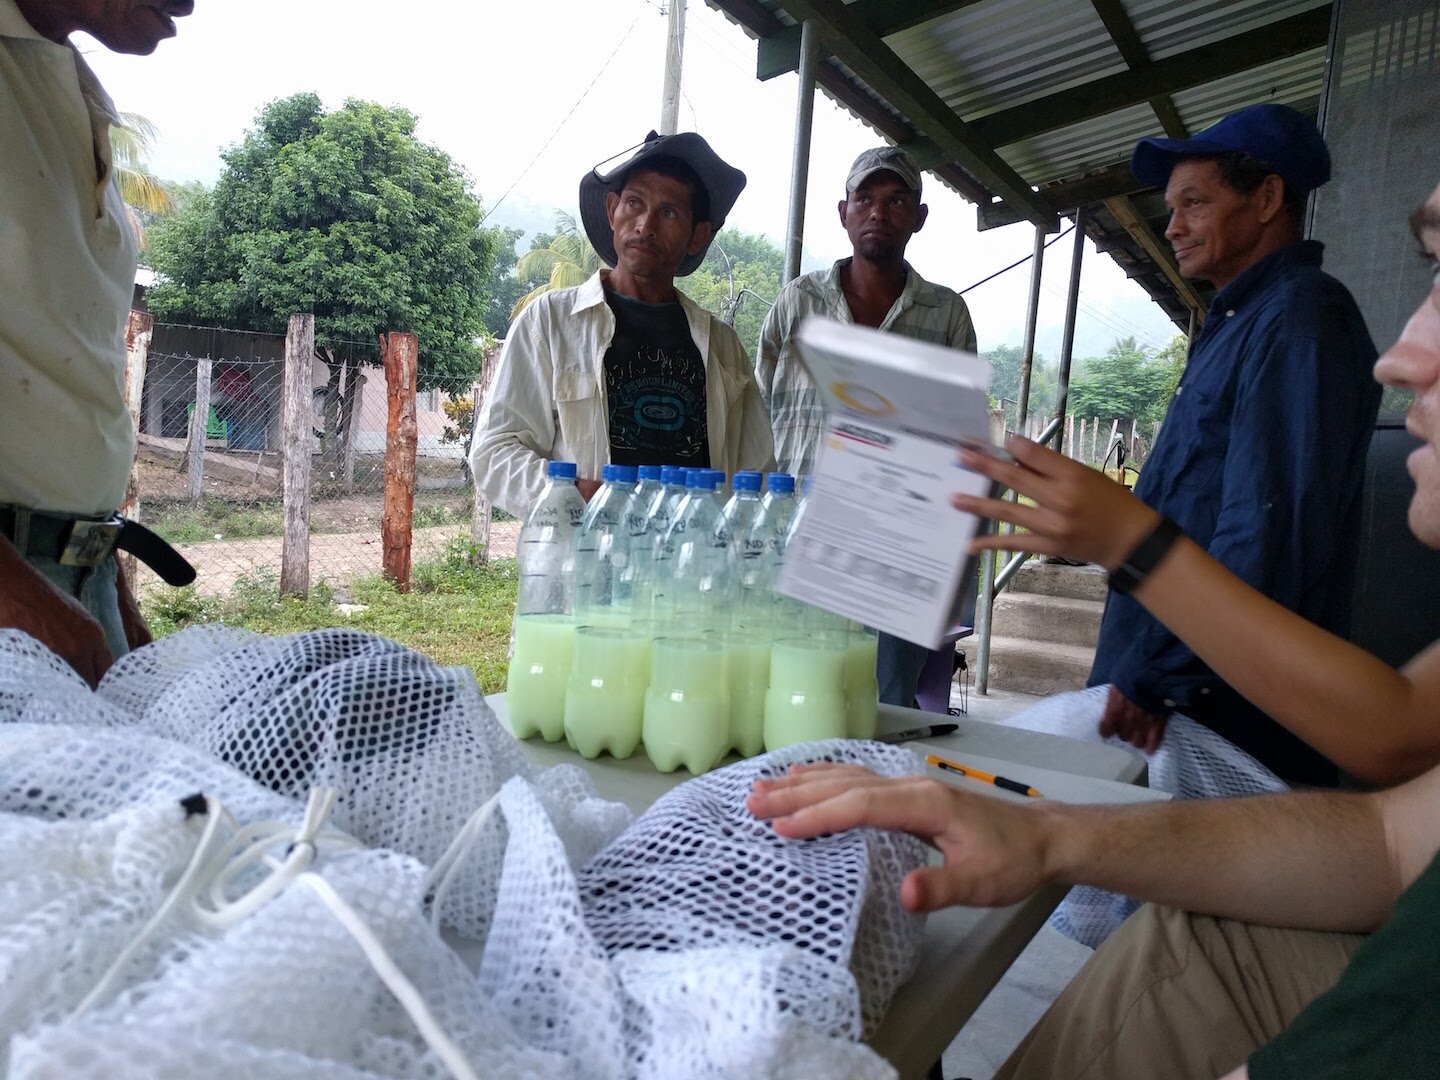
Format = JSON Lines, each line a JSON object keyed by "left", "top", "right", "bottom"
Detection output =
{"left": 1000, "top": 684, "right": 1289, "bottom": 946}
{"left": 0, "top": 627, "right": 928, "bottom": 1078}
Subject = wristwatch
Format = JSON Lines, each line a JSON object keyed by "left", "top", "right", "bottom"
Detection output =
{"left": 1108, "top": 516, "right": 1184, "bottom": 595}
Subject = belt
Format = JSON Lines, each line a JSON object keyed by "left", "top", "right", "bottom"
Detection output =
{"left": 0, "top": 506, "right": 197, "bottom": 587}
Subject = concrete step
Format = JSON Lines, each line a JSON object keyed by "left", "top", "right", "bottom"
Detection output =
{"left": 1009, "top": 561, "right": 1109, "bottom": 602}
{"left": 992, "top": 591, "right": 1104, "bottom": 650}
{"left": 984, "top": 635, "right": 1096, "bottom": 697}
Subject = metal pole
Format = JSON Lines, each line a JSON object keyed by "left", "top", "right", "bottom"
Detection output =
{"left": 783, "top": 18, "right": 819, "bottom": 284}
{"left": 975, "top": 412, "right": 1059, "bottom": 693}
{"left": 974, "top": 540, "right": 995, "bottom": 694}
{"left": 660, "top": 0, "right": 686, "bottom": 135}
{"left": 1053, "top": 205, "right": 1088, "bottom": 456}
{"left": 1016, "top": 223, "right": 1046, "bottom": 429}
{"left": 999, "top": 222, "right": 1048, "bottom": 563}
{"left": 1186, "top": 305, "right": 1197, "bottom": 344}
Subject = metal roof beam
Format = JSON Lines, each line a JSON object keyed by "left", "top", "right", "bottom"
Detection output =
{"left": 711, "top": 0, "right": 993, "bottom": 203}
{"left": 1102, "top": 194, "right": 1206, "bottom": 319}
{"left": 975, "top": 162, "right": 1147, "bottom": 230}
{"left": 775, "top": 0, "right": 1060, "bottom": 230}
{"left": 968, "top": 6, "right": 1331, "bottom": 148}
{"left": 1087, "top": 0, "right": 1187, "bottom": 138}
{"left": 757, "top": 0, "right": 987, "bottom": 80}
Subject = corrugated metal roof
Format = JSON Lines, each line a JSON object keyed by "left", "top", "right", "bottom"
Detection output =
{"left": 892, "top": 0, "right": 1126, "bottom": 121}
{"left": 1131, "top": 0, "right": 1329, "bottom": 58}
{"left": 704, "top": 0, "right": 1336, "bottom": 326}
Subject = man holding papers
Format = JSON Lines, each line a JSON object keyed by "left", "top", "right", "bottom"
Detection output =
{"left": 755, "top": 146, "right": 978, "bottom": 708}
{"left": 749, "top": 178, "right": 1440, "bottom": 1078}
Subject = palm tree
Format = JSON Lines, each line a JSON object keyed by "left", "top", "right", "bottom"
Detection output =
{"left": 110, "top": 112, "right": 174, "bottom": 250}
{"left": 509, "top": 211, "right": 603, "bottom": 319}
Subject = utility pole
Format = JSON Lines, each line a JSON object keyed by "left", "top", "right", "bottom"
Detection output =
{"left": 659, "top": 0, "right": 686, "bottom": 135}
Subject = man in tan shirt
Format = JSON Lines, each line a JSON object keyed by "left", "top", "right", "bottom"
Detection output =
{"left": 0, "top": 0, "right": 195, "bottom": 684}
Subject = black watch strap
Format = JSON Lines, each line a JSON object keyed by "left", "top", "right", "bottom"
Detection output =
{"left": 1108, "top": 516, "right": 1184, "bottom": 595}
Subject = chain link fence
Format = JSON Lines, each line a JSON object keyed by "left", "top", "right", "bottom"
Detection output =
{"left": 127, "top": 322, "right": 517, "bottom": 601}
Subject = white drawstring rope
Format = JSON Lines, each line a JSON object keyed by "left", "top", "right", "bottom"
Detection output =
{"left": 69, "top": 788, "right": 480, "bottom": 1080}
{"left": 68, "top": 796, "right": 227, "bottom": 1020}
{"left": 420, "top": 790, "right": 505, "bottom": 933}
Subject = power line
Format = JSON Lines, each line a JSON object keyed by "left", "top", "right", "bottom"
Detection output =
{"left": 958, "top": 224, "right": 1074, "bottom": 295}
{"left": 480, "top": 9, "right": 646, "bottom": 225}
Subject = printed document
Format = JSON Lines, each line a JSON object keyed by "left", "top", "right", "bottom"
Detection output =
{"left": 777, "top": 317, "right": 995, "bottom": 648}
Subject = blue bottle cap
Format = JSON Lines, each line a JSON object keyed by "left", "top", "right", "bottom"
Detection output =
{"left": 613, "top": 465, "right": 639, "bottom": 484}
{"left": 548, "top": 461, "right": 578, "bottom": 479}
{"left": 703, "top": 468, "right": 727, "bottom": 489}
{"left": 661, "top": 465, "right": 685, "bottom": 485}
{"left": 766, "top": 472, "right": 795, "bottom": 494}
{"left": 732, "top": 471, "right": 762, "bottom": 492}
{"left": 684, "top": 468, "right": 708, "bottom": 488}
{"left": 601, "top": 464, "right": 625, "bottom": 483}
{"left": 637, "top": 464, "right": 663, "bottom": 482}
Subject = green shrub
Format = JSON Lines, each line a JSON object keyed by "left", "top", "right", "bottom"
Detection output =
{"left": 140, "top": 546, "right": 521, "bottom": 693}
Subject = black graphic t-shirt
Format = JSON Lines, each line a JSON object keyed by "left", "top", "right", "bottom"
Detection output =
{"left": 602, "top": 290, "right": 710, "bottom": 469}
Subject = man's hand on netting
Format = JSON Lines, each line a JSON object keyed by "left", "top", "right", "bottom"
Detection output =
{"left": 747, "top": 762, "right": 1057, "bottom": 913}
{"left": 1098, "top": 686, "right": 1168, "bottom": 752}
{"left": 0, "top": 538, "right": 112, "bottom": 688}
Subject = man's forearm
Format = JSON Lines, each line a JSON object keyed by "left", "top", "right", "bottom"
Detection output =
{"left": 1041, "top": 787, "right": 1396, "bottom": 933}
{"left": 1134, "top": 538, "right": 1440, "bottom": 784}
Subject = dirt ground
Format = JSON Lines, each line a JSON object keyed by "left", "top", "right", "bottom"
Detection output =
{"left": 133, "top": 453, "right": 472, "bottom": 534}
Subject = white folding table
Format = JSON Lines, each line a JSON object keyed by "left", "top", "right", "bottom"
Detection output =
{"left": 492, "top": 694, "right": 1147, "bottom": 1079}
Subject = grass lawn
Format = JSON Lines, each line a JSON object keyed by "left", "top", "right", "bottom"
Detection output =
{"left": 142, "top": 539, "right": 518, "bottom": 693}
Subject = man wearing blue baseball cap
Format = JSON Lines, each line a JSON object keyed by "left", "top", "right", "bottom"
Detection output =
{"left": 1010, "top": 105, "right": 1381, "bottom": 810}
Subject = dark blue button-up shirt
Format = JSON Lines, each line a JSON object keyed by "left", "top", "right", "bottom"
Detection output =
{"left": 1089, "top": 240, "right": 1381, "bottom": 786}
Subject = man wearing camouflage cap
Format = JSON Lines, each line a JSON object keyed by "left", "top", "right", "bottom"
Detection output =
{"left": 755, "top": 145, "right": 978, "bottom": 709}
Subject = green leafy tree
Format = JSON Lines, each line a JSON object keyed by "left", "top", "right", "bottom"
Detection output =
{"left": 1067, "top": 336, "right": 1179, "bottom": 431}
{"left": 146, "top": 93, "right": 495, "bottom": 387}
{"left": 110, "top": 112, "right": 173, "bottom": 251}
{"left": 1150, "top": 333, "right": 1189, "bottom": 424}
{"left": 509, "top": 212, "right": 601, "bottom": 319}
{"left": 479, "top": 225, "right": 527, "bottom": 338}
{"left": 685, "top": 228, "right": 785, "bottom": 353}
{"left": 984, "top": 343, "right": 1057, "bottom": 430}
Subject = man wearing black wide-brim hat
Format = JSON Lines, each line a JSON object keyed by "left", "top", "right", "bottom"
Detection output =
{"left": 472, "top": 131, "right": 774, "bottom": 518}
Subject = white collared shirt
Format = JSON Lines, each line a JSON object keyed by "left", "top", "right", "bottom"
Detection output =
{"left": 0, "top": 0, "right": 139, "bottom": 515}
{"left": 471, "top": 270, "right": 775, "bottom": 519}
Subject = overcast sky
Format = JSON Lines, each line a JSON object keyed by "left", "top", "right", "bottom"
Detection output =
{"left": 81, "top": 0, "right": 1181, "bottom": 360}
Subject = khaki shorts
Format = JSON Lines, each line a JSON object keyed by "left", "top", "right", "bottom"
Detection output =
{"left": 994, "top": 903, "right": 1364, "bottom": 1080}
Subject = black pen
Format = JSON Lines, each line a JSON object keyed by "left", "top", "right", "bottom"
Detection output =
{"left": 877, "top": 723, "right": 958, "bottom": 744}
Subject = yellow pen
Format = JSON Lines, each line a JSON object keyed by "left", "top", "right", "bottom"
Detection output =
{"left": 926, "top": 754, "right": 1043, "bottom": 798}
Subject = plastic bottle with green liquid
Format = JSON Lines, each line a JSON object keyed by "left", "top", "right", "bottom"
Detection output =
{"left": 506, "top": 461, "right": 586, "bottom": 741}
{"left": 565, "top": 465, "right": 651, "bottom": 759}
{"left": 644, "top": 468, "right": 733, "bottom": 774}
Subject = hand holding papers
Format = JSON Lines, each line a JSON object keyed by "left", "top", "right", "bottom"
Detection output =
{"left": 777, "top": 317, "right": 995, "bottom": 648}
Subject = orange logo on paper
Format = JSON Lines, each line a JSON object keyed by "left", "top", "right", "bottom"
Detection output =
{"left": 832, "top": 381, "right": 895, "bottom": 417}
